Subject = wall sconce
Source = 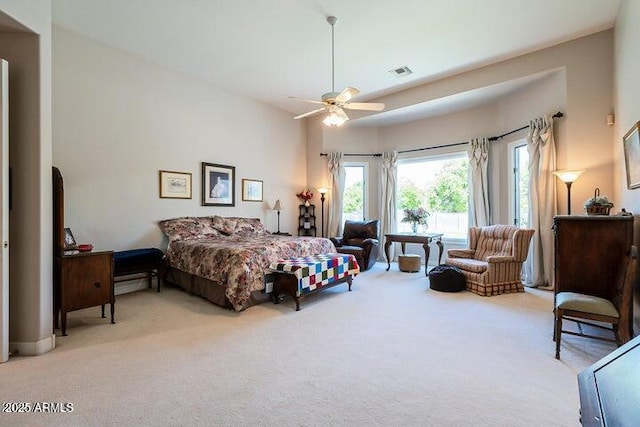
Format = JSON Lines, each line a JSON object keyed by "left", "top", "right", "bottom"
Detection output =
{"left": 273, "top": 199, "right": 283, "bottom": 234}
{"left": 553, "top": 170, "right": 585, "bottom": 215}
{"left": 317, "top": 187, "right": 329, "bottom": 237}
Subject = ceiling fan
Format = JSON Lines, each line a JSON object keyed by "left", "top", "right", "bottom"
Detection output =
{"left": 289, "top": 16, "right": 385, "bottom": 127}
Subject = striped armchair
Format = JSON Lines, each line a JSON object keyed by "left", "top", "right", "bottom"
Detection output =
{"left": 444, "top": 225, "right": 535, "bottom": 296}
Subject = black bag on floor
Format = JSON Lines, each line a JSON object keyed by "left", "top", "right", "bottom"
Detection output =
{"left": 428, "top": 265, "right": 466, "bottom": 292}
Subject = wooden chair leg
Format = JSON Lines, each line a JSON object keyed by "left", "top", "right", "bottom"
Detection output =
{"left": 615, "top": 321, "right": 630, "bottom": 346}
{"left": 554, "top": 309, "right": 563, "bottom": 360}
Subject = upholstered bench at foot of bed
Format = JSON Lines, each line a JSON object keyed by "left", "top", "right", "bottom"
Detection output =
{"left": 269, "top": 253, "right": 360, "bottom": 311}
{"left": 114, "top": 248, "right": 164, "bottom": 292}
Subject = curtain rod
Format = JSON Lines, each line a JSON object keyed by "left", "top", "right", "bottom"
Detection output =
{"left": 319, "top": 140, "right": 469, "bottom": 157}
{"left": 488, "top": 111, "right": 563, "bottom": 141}
{"left": 319, "top": 111, "right": 564, "bottom": 157}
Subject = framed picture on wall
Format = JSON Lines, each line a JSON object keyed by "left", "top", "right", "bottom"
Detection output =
{"left": 242, "top": 179, "right": 263, "bottom": 202}
{"left": 159, "top": 170, "right": 192, "bottom": 199}
{"left": 623, "top": 121, "right": 640, "bottom": 190}
{"left": 202, "top": 162, "right": 235, "bottom": 206}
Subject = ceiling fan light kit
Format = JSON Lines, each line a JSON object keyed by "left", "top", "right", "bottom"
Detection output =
{"left": 290, "top": 16, "right": 385, "bottom": 127}
{"left": 323, "top": 107, "right": 347, "bottom": 127}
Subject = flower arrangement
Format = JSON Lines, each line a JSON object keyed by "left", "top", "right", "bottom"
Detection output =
{"left": 584, "top": 188, "right": 613, "bottom": 215}
{"left": 401, "top": 207, "right": 430, "bottom": 232}
{"left": 296, "top": 190, "right": 313, "bottom": 202}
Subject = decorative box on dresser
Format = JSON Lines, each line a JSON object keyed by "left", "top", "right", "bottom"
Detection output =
{"left": 553, "top": 215, "right": 634, "bottom": 333}
{"left": 53, "top": 167, "right": 115, "bottom": 336}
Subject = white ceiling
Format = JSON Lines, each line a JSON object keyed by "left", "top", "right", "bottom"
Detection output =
{"left": 52, "top": 0, "right": 620, "bottom": 126}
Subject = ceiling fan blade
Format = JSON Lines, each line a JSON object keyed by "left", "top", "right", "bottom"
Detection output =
{"left": 287, "top": 96, "right": 324, "bottom": 105}
{"left": 343, "top": 102, "right": 386, "bottom": 111}
{"left": 335, "top": 87, "right": 360, "bottom": 104}
{"left": 294, "top": 107, "right": 326, "bottom": 120}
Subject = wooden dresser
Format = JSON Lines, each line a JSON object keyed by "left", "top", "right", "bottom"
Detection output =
{"left": 53, "top": 167, "right": 114, "bottom": 336}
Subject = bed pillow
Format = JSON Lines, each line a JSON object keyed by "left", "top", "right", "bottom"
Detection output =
{"left": 232, "top": 217, "right": 271, "bottom": 236}
{"left": 247, "top": 218, "right": 270, "bottom": 235}
{"left": 211, "top": 215, "right": 237, "bottom": 236}
{"left": 159, "top": 217, "right": 221, "bottom": 241}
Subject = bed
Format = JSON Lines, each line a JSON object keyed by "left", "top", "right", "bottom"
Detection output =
{"left": 159, "top": 215, "right": 336, "bottom": 311}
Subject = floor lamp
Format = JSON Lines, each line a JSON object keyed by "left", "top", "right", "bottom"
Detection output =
{"left": 273, "top": 199, "right": 282, "bottom": 234}
{"left": 553, "top": 170, "right": 585, "bottom": 215}
{"left": 317, "top": 188, "right": 328, "bottom": 237}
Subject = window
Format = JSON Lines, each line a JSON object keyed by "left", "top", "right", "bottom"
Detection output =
{"left": 509, "top": 141, "right": 530, "bottom": 228}
{"left": 342, "top": 163, "right": 367, "bottom": 222}
{"left": 396, "top": 154, "right": 468, "bottom": 240}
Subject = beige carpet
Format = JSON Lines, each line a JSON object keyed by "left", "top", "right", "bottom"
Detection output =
{"left": 1, "top": 263, "right": 617, "bottom": 427}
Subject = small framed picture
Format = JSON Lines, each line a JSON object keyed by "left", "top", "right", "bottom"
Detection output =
{"left": 64, "top": 227, "right": 77, "bottom": 250}
{"left": 202, "top": 162, "right": 235, "bottom": 206}
{"left": 623, "top": 121, "right": 640, "bottom": 189}
{"left": 159, "top": 170, "right": 192, "bottom": 199}
{"left": 242, "top": 179, "right": 263, "bottom": 202}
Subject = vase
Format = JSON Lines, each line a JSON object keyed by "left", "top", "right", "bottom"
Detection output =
{"left": 411, "top": 223, "right": 418, "bottom": 234}
{"left": 304, "top": 200, "right": 310, "bottom": 207}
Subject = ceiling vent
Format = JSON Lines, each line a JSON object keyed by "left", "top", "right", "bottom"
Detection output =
{"left": 389, "top": 66, "right": 412, "bottom": 78}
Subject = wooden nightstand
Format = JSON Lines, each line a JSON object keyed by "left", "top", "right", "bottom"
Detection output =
{"left": 54, "top": 250, "right": 115, "bottom": 336}
{"left": 272, "top": 232, "right": 292, "bottom": 236}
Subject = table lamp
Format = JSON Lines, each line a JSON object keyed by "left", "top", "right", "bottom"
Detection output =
{"left": 553, "top": 170, "right": 585, "bottom": 215}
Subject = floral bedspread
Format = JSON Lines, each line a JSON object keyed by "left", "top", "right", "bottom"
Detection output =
{"left": 165, "top": 234, "right": 336, "bottom": 311}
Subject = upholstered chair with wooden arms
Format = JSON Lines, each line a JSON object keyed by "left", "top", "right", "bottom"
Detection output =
{"left": 554, "top": 245, "right": 637, "bottom": 360}
{"left": 330, "top": 219, "right": 380, "bottom": 271}
{"left": 444, "top": 224, "right": 535, "bottom": 296}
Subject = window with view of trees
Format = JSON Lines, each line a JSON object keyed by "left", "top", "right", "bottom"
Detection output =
{"left": 342, "top": 164, "right": 366, "bottom": 222}
{"left": 397, "top": 155, "right": 469, "bottom": 239}
{"left": 511, "top": 143, "right": 530, "bottom": 228}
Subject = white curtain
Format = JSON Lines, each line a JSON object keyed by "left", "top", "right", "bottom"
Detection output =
{"left": 327, "top": 152, "right": 345, "bottom": 237}
{"left": 468, "top": 137, "right": 490, "bottom": 227}
{"left": 378, "top": 150, "right": 398, "bottom": 262}
{"left": 524, "top": 115, "right": 557, "bottom": 287}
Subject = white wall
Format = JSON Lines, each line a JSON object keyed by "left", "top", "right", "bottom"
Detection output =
{"left": 53, "top": 26, "right": 308, "bottom": 250}
{"left": 614, "top": 0, "right": 640, "bottom": 334}
{"left": 0, "top": 0, "right": 54, "bottom": 356}
{"left": 615, "top": 0, "right": 640, "bottom": 213}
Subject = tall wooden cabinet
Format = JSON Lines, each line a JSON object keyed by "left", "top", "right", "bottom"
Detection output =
{"left": 53, "top": 167, "right": 115, "bottom": 336}
{"left": 553, "top": 215, "right": 634, "bottom": 299}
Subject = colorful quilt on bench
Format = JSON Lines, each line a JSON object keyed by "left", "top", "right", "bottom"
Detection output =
{"left": 269, "top": 253, "right": 360, "bottom": 296}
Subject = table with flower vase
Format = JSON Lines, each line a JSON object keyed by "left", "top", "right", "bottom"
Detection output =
{"left": 384, "top": 232, "right": 444, "bottom": 277}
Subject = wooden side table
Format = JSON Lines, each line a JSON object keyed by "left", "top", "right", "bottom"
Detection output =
{"left": 54, "top": 250, "right": 115, "bottom": 336}
{"left": 384, "top": 233, "right": 444, "bottom": 277}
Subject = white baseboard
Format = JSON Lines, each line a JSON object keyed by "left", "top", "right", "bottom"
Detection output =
{"left": 10, "top": 333, "right": 56, "bottom": 357}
